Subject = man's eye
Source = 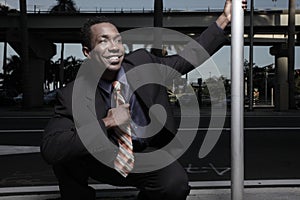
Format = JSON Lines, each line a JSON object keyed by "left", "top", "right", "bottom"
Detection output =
{"left": 114, "top": 37, "right": 122, "bottom": 44}
{"left": 100, "top": 39, "right": 107, "bottom": 44}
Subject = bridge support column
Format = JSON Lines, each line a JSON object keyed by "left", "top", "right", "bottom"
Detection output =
{"left": 26, "top": 36, "right": 56, "bottom": 107}
{"left": 270, "top": 44, "right": 289, "bottom": 111}
{"left": 7, "top": 30, "right": 56, "bottom": 107}
{"left": 25, "top": 56, "right": 46, "bottom": 106}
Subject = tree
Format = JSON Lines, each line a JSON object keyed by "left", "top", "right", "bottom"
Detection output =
{"left": 44, "top": 56, "right": 83, "bottom": 90}
{"left": 44, "top": 60, "right": 59, "bottom": 90}
{"left": 49, "top": 0, "right": 78, "bottom": 14}
{"left": 49, "top": 0, "right": 78, "bottom": 89}
{"left": 63, "top": 56, "right": 82, "bottom": 84}
{"left": 0, "top": 3, "right": 9, "bottom": 14}
{"left": 1, "top": 55, "right": 22, "bottom": 98}
{"left": 0, "top": 3, "right": 18, "bottom": 15}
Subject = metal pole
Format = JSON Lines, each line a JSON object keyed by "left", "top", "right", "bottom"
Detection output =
{"left": 248, "top": 0, "right": 254, "bottom": 110}
{"left": 288, "top": 0, "right": 296, "bottom": 109}
{"left": 231, "top": 0, "right": 244, "bottom": 199}
{"left": 3, "top": 40, "right": 7, "bottom": 76}
{"left": 59, "top": 42, "right": 65, "bottom": 88}
{"left": 265, "top": 70, "right": 268, "bottom": 103}
{"left": 152, "top": 0, "right": 163, "bottom": 56}
{"left": 19, "top": 0, "right": 30, "bottom": 107}
{"left": 154, "top": 0, "right": 163, "bottom": 27}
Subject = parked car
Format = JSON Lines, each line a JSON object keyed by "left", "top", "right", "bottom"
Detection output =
{"left": 13, "top": 93, "right": 23, "bottom": 104}
{"left": 44, "top": 90, "right": 57, "bottom": 105}
{"left": 12, "top": 89, "right": 58, "bottom": 105}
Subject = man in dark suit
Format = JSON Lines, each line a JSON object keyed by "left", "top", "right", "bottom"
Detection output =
{"left": 41, "top": 0, "right": 246, "bottom": 199}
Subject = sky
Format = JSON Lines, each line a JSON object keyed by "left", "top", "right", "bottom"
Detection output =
{"left": 1, "top": 0, "right": 300, "bottom": 12}
{"left": 0, "top": 0, "right": 300, "bottom": 79}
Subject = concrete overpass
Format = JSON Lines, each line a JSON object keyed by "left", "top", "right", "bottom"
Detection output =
{"left": 0, "top": 10, "right": 299, "bottom": 44}
{"left": 0, "top": 10, "right": 299, "bottom": 108}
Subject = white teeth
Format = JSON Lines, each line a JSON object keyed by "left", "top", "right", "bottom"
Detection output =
{"left": 108, "top": 56, "right": 119, "bottom": 62}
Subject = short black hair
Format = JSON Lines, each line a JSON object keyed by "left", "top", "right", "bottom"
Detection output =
{"left": 80, "top": 16, "right": 116, "bottom": 50}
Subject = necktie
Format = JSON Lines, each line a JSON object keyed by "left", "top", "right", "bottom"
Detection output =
{"left": 112, "top": 81, "right": 134, "bottom": 177}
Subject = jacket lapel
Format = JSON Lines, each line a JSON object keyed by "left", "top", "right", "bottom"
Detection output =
{"left": 123, "top": 63, "right": 155, "bottom": 109}
{"left": 85, "top": 86, "right": 107, "bottom": 120}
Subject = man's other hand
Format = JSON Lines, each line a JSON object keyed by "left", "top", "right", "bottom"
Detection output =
{"left": 103, "top": 104, "right": 131, "bottom": 129}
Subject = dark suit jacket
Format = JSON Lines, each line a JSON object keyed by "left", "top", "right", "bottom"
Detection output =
{"left": 41, "top": 22, "right": 227, "bottom": 165}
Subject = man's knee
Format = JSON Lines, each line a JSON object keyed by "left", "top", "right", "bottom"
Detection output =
{"left": 163, "top": 174, "right": 190, "bottom": 200}
{"left": 53, "top": 161, "right": 95, "bottom": 200}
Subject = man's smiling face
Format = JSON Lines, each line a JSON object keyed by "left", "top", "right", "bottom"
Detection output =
{"left": 84, "top": 22, "right": 125, "bottom": 73}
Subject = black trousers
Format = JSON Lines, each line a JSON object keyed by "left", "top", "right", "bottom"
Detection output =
{"left": 53, "top": 154, "right": 190, "bottom": 200}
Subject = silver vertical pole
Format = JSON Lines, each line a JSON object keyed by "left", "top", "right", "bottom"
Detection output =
{"left": 288, "top": 0, "right": 296, "bottom": 109}
{"left": 231, "top": 0, "right": 244, "bottom": 199}
{"left": 248, "top": 0, "right": 254, "bottom": 110}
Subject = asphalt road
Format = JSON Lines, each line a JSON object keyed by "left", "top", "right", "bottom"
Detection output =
{"left": 0, "top": 108, "right": 300, "bottom": 188}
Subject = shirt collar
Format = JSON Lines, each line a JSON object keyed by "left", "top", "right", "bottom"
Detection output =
{"left": 98, "top": 67, "right": 128, "bottom": 94}
{"left": 116, "top": 67, "right": 128, "bottom": 86}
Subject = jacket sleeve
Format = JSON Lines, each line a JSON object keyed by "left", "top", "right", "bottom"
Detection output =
{"left": 137, "top": 22, "right": 228, "bottom": 80}
{"left": 40, "top": 88, "right": 90, "bottom": 164}
{"left": 125, "top": 22, "right": 228, "bottom": 82}
{"left": 165, "top": 22, "right": 227, "bottom": 77}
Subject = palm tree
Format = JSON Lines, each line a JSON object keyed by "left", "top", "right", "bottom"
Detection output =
{"left": 44, "top": 60, "right": 59, "bottom": 90}
{"left": 49, "top": 0, "right": 78, "bottom": 14}
{"left": 0, "top": 3, "right": 9, "bottom": 14}
{"left": 0, "top": 3, "right": 18, "bottom": 14}
{"left": 44, "top": 56, "right": 82, "bottom": 90}
{"left": 63, "top": 56, "right": 82, "bottom": 84}
{"left": 2, "top": 55, "right": 22, "bottom": 97}
{"left": 49, "top": 0, "right": 78, "bottom": 88}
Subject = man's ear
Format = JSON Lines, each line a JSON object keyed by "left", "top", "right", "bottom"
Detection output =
{"left": 82, "top": 46, "right": 91, "bottom": 58}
